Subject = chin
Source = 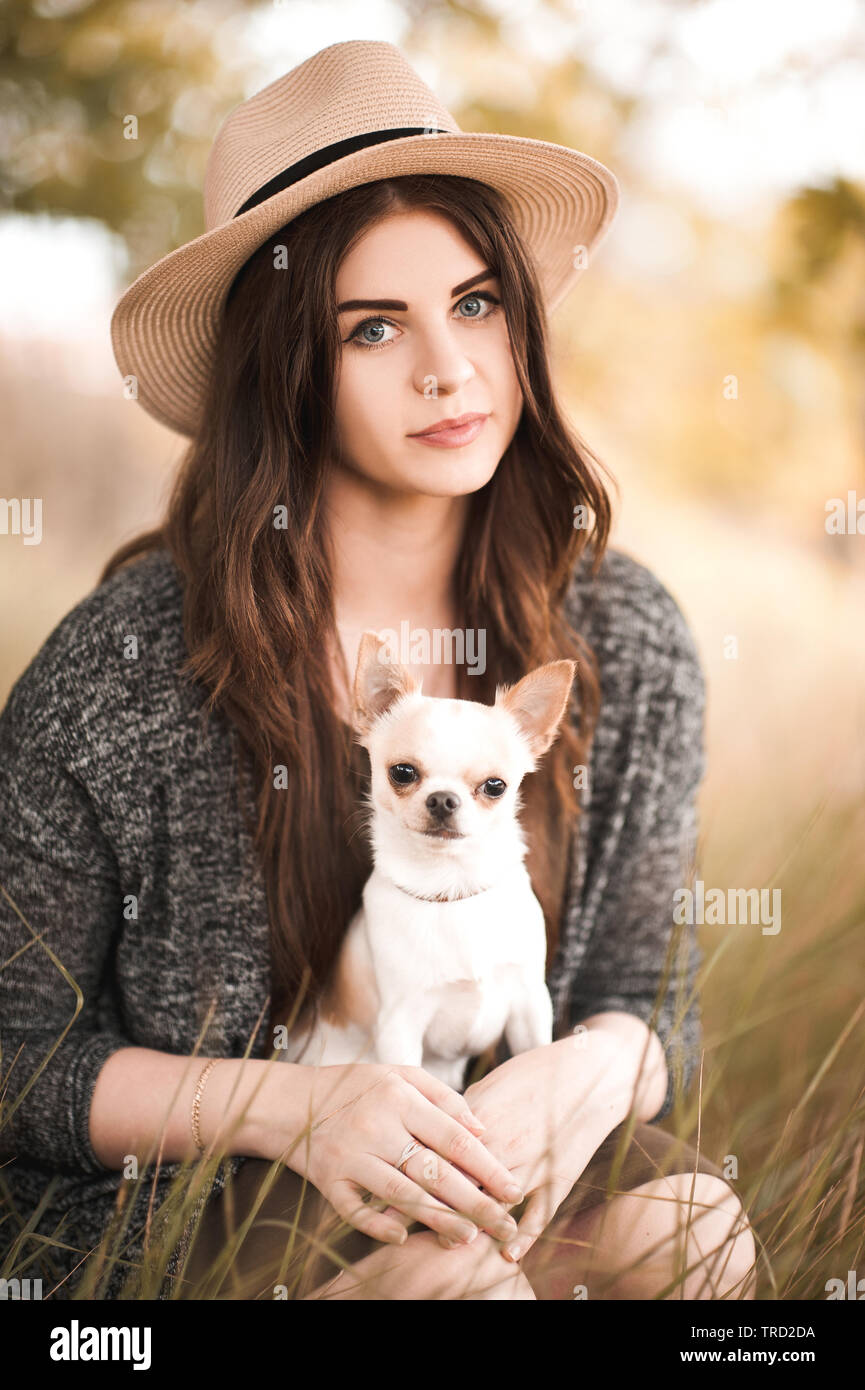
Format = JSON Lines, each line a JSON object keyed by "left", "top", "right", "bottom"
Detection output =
{"left": 390, "top": 454, "right": 503, "bottom": 497}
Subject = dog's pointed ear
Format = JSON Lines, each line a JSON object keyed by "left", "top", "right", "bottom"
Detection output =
{"left": 495, "top": 659, "right": 576, "bottom": 758}
{"left": 352, "top": 631, "right": 421, "bottom": 740}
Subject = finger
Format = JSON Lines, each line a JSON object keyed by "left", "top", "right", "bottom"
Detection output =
{"left": 396, "top": 1066, "right": 487, "bottom": 1136}
{"left": 328, "top": 1179, "right": 408, "bottom": 1245}
{"left": 501, "top": 1186, "right": 566, "bottom": 1263}
{"left": 406, "top": 1098, "right": 525, "bottom": 1206}
{"left": 379, "top": 1203, "right": 413, "bottom": 1230}
{"left": 352, "top": 1155, "right": 483, "bottom": 1245}
{"left": 363, "top": 1193, "right": 413, "bottom": 1232}
{"left": 391, "top": 1147, "right": 519, "bottom": 1244}
{"left": 380, "top": 1186, "right": 499, "bottom": 1247}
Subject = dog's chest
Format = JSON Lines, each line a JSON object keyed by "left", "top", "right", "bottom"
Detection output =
{"left": 422, "top": 968, "right": 520, "bottom": 1059}
{"left": 363, "top": 871, "right": 544, "bottom": 987}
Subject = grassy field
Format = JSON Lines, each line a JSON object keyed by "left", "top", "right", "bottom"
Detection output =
{"left": 1, "top": 350, "right": 863, "bottom": 1299}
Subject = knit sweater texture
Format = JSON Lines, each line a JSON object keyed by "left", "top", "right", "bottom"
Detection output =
{"left": 0, "top": 544, "right": 706, "bottom": 1299}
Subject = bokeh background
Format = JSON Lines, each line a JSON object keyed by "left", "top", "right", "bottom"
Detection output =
{"left": 2, "top": 0, "right": 864, "bottom": 1298}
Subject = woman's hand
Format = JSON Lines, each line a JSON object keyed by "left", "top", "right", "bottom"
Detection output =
{"left": 269, "top": 1062, "right": 524, "bottom": 1248}
{"left": 461, "top": 1029, "right": 636, "bottom": 1262}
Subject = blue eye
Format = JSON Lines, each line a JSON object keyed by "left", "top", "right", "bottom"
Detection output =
{"left": 456, "top": 294, "right": 490, "bottom": 318}
{"left": 352, "top": 320, "right": 395, "bottom": 348}
{"left": 345, "top": 291, "right": 500, "bottom": 352}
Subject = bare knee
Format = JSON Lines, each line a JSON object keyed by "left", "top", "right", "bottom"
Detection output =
{"left": 572, "top": 1171, "right": 756, "bottom": 1301}
{"left": 635, "top": 1173, "right": 757, "bottom": 1299}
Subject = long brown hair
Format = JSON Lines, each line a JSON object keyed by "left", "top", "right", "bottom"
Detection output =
{"left": 101, "top": 174, "right": 613, "bottom": 1042}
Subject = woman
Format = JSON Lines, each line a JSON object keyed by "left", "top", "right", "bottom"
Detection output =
{"left": 0, "top": 41, "right": 756, "bottom": 1301}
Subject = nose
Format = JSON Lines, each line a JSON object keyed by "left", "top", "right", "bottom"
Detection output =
{"left": 426, "top": 790, "right": 461, "bottom": 818}
{"left": 412, "top": 329, "right": 476, "bottom": 397}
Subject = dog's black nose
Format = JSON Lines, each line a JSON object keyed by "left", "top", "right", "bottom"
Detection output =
{"left": 426, "top": 790, "right": 461, "bottom": 817}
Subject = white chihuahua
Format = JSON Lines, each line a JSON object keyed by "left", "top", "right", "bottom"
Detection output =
{"left": 281, "top": 632, "right": 576, "bottom": 1092}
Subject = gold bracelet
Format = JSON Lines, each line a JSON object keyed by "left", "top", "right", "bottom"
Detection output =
{"left": 191, "top": 1057, "right": 220, "bottom": 1154}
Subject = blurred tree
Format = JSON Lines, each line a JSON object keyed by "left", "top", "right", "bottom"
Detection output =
{"left": 0, "top": 0, "right": 644, "bottom": 281}
{"left": 0, "top": 0, "right": 260, "bottom": 276}
{"left": 770, "top": 177, "right": 865, "bottom": 558}
{"left": 2, "top": 0, "right": 862, "bottom": 533}
{"left": 772, "top": 178, "right": 865, "bottom": 349}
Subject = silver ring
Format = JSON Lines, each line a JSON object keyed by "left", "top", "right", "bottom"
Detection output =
{"left": 396, "top": 1139, "right": 424, "bottom": 1173}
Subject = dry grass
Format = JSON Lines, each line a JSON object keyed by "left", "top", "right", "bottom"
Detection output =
{"left": 2, "top": 351, "right": 863, "bottom": 1300}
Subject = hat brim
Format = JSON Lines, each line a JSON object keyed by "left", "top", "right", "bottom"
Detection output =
{"left": 110, "top": 131, "right": 619, "bottom": 437}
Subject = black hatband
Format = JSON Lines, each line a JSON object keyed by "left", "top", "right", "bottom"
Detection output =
{"left": 233, "top": 126, "right": 451, "bottom": 217}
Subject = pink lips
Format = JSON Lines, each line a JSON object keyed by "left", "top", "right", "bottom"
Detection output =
{"left": 408, "top": 412, "right": 489, "bottom": 448}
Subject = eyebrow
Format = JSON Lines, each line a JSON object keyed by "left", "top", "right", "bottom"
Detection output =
{"left": 336, "top": 269, "right": 497, "bottom": 314}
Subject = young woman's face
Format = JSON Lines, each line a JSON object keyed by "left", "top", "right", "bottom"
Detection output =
{"left": 332, "top": 208, "right": 524, "bottom": 498}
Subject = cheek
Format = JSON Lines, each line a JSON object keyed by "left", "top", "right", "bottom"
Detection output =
{"left": 485, "top": 333, "right": 523, "bottom": 420}
{"left": 478, "top": 791, "right": 515, "bottom": 824}
{"left": 375, "top": 779, "right": 421, "bottom": 816}
{"left": 333, "top": 357, "right": 391, "bottom": 449}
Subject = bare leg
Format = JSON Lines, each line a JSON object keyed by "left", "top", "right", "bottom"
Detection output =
{"left": 519, "top": 1172, "right": 758, "bottom": 1301}
{"left": 177, "top": 1142, "right": 755, "bottom": 1301}
{"left": 304, "top": 1228, "right": 537, "bottom": 1300}
{"left": 177, "top": 1158, "right": 535, "bottom": 1300}
{"left": 307, "top": 1171, "right": 758, "bottom": 1301}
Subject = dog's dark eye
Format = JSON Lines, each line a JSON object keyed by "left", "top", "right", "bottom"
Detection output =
{"left": 389, "top": 763, "right": 419, "bottom": 786}
{"left": 481, "top": 778, "right": 507, "bottom": 798}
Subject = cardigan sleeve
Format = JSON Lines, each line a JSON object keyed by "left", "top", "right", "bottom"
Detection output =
{"left": 0, "top": 661, "right": 134, "bottom": 1177}
{"left": 561, "top": 587, "right": 708, "bottom": 1121}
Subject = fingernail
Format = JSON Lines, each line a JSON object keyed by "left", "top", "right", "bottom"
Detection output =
{"left": 467, "top": 1115, "right": 486, "bottom": 1131}
{"left": 502, "top": 1240, "right": 525, "bottom": 1262}
{"left": 503, "top": 1183, "right": 524, "bottom": 1203}
{"left": 494, "top": 1218, "right": 518, "bottom": 1241}
{"left": 441, "top": 1237, "right": 461, "bottom": 1249}
{"left": 459, "top": 1225, "right": 479, "bottom": 1244}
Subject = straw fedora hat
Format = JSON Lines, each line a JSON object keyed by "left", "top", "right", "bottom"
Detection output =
{"left": 111, "top": 38, "right": 619, "bottom": 439}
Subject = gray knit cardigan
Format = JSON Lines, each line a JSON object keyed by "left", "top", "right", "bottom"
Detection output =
{"left": 0, "top": 544, "right": 706, "bottom": 1300}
